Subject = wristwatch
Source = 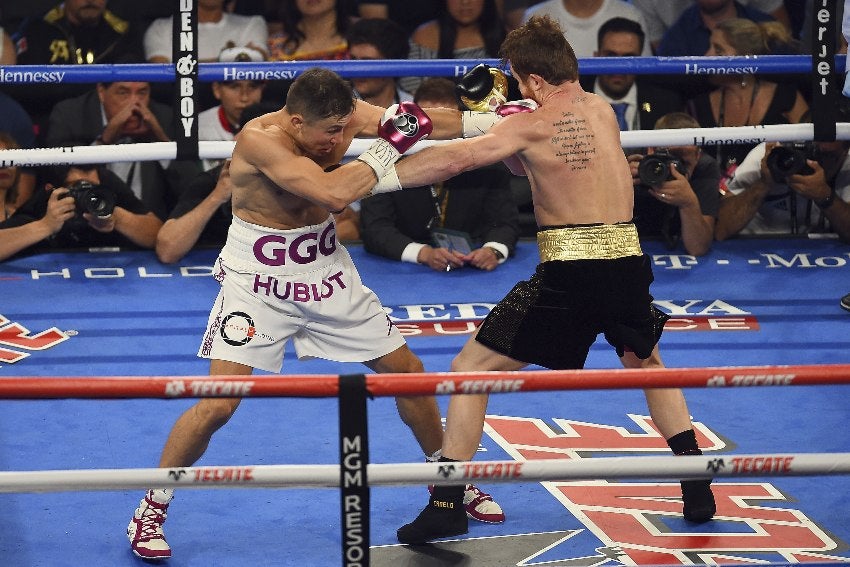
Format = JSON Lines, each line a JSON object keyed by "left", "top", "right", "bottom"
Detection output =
{"left": 486, "top": 247, "right": 505, "bottom": 260}
{"left": 815, "top": 189, "right": 837, "bottom": 210}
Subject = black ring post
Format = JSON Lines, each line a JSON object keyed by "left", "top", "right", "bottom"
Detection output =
{"left": 811, "top": 0, "right": 838, "bottom": 142}
{"left": 339, "top": 373, "right": 370, "bottom": 567}
{"left": 173, "top": 0, "right": 199, "bottom": 160}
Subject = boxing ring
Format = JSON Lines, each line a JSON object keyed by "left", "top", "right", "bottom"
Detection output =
{"left": 2, "top": 7, "right": 850, "bottom": 564}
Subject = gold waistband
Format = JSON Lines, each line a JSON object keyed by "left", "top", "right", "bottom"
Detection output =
{"left": 537, "top": 223, "right": 642, "bottom": 261}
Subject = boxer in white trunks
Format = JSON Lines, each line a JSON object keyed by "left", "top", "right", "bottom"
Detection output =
{"left": 127, "top": 67, "right": 506, "bottom": 560}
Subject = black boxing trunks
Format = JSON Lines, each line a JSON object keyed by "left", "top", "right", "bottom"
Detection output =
{"left": 475, "top": 223, "right": 669, "bottom": 369}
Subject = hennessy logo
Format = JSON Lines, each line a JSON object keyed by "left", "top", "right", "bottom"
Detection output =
{"left": 706, "top": 458, "right": 726, "bottom": 473}
{"left": 438, "top": 464, "right": 456, "bottom": 478}
{"left": 167, "top": 469, "right": 187, "bottom": 481}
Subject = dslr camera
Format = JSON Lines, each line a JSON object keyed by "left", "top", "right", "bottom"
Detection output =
{"left": 637, "top": 150, "right": 687, "bottom": 186}
{"left": 63, "top": 180, "right": 116, "bottom": 218}
{"left": 765, "top": 141, "right": 818, "bottom": 183}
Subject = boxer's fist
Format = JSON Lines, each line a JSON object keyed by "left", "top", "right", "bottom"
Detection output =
{"left": 462, "top": 98, "right": 538, "bottom": 137}
{"left": 377, "top": 101, "right": 433, "bottom": 155}
{"left": 358, "top": 102, "right": 433, "bottom": 179}
{"left": 496, "top": 99, "right": 538, "bottom": 117}
{"left": 457, "top": 64, "right": 508, "bottom": 112}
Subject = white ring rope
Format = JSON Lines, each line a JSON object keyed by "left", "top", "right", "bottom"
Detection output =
{"left": 0, "top": 123, "right": 848, "bottom": 166}
{"left": 2, "top": 453, "right": 849, "bottom": 493}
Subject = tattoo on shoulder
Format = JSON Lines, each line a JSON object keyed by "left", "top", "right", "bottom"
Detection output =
{"left": 550, "top": 111, "right": 596, "bottom": 171}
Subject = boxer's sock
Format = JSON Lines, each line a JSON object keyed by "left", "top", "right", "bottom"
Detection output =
{"left": 397, "top": 458, "right": 467, "bottom": 544}
{"left": 668, "top": 429, "right": 716, "bottom": 523}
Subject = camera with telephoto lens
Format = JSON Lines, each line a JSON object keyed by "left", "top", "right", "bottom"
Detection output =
{"left": 637, "top": 149, "right": 687, "bottom": 186}
{"left": 64, "top": 180, "right": 116, "bottom": 218}
{"left": 765, "top": 141, "right": 818, "bottom": 183}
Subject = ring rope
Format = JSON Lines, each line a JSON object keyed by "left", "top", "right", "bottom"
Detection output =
{"left": 0, "top": 123, "right": 847, "bottom": 167}
{"left": 0, "top": 55, "right": 843, "bottom": 84}
{"left": 0, "top": 453, "right": 847, "bottom": 493}
{"left": 0, "top": 363, "right": 848, "bottom": 399}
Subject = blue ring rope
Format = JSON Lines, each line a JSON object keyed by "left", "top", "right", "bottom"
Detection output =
{"left": 0, "top": 55, "right": 843, "bottom": 84}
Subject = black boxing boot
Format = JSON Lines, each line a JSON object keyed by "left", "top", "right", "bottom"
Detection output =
{"left": 668, "top": 430, "right": 716, "bottom": 523}
{"left": 398, "top": 458, "right": 468, "bottom": 545}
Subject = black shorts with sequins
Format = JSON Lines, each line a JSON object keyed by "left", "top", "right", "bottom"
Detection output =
{"left": 475, "top": 254, "right": 669, "bottom": 369}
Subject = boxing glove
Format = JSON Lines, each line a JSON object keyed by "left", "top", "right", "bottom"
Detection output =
{"left": 457, "top": 64, "right": 508, "bottom": 113}
{"left": 461, "top": 98, "right": 538, "bottom": 137}
{"left": 496, "top": 99, "right": 538, "bottom": 117}
{"left": 358, "top": 101, "right": 433, "bottom": 180}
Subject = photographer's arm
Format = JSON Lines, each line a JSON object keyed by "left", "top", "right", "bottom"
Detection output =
{"left": 87, "top": 208, "right": 163, "bottom": 248}
{"left": 0, "top": 190, "right": 74, "bottom": 261}
{"left": 156, "top": 165, "right": 232, "bottom": 264}
{"left": 714, "top": 179, "right": 771, "bottom": 241}
{"left": 714, "top": 146, "right": 777, "bottom": 241}
{"left": 786, "top": 162, "right": 850, "bottom": 242}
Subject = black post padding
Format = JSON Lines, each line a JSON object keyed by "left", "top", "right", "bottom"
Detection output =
{"left": 811, "top": 0, "right": 839, "bottom": 142}
{"left": 173, "top": 0, "right": 199, "bottom": 159}
{"left": 339, "top": 373, "right": 370, "bottom": 567}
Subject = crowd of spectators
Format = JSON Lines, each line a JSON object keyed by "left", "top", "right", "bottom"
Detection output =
{"left": 0, "top": 0, "right": 848, "bottom": 270}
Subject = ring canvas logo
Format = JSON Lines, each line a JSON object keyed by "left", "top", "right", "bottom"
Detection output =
{"left": 483, "top": 414, "right": 850, "bottom": 564}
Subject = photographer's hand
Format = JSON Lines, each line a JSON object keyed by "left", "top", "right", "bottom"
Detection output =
{"left": 786, "top": 160, "right": 831, "bottom": 202}
{"left": 651, "top": 166, "right": 714, "bottom": 256}
{"left": 648, "top": 165, "right": 698, "bottom": 209}
{"left": 42, "top": 187, "right": 75, "bottom": 233}
{"left": 626, "top": 154, "right": 643, "bottom": 186}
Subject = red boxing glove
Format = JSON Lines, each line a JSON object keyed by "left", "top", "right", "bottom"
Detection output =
{"left": 377, "top": 101, "right": 433, "bottom": 155}
{"left": 496, "top": 99, "right": 538, "bottom": 117}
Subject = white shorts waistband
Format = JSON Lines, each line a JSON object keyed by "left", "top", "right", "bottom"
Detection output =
{"left": 219, "top": 215, "right": 341, "bottom": 274}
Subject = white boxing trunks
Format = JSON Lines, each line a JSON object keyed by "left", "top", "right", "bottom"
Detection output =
{"left": 198, "top": 215, "right": 405, "bottom": 372}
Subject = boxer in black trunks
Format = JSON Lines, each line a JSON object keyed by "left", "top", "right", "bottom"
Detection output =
{"left": 364, "top": 16, "right": 717, "bottom": 544}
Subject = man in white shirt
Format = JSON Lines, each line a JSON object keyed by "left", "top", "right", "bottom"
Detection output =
{"left": 522, "top": 0, "right": 652, "bottom": 57}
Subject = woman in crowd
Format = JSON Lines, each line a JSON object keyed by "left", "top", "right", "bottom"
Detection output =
{"left": 267, "top": 0, "right": 356, "bottom": 61}
{"left": 689, "top": 18, "right": 808, "bottom": 192}
{"left": 400, "top": 0, "right": 505, "bottom": 94}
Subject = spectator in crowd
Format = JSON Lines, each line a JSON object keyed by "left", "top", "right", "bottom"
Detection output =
{"left": 346, "top": 18, "right": 413, "bottom": 107}
{"left": 1, "top": 25, "right": 15, "bottom": 65}
{"left": 400, "top": 0, "right": 505, "bottom": 95}
{"left": 144, "top": 0, "right": 268, "bottom": 62}
{"left": 155, "top": 160, "right": 234, "bottom": 264}
{"left": 8, "top": 0, "right": 146, "bottom": 140}
{"left": 627, "top": 113, "right": 720, "bottom": 256}
{"left": 522, "top": 0, "right": 652, "bottom": 57}
{"left": 633, "top": 0, "right": 790, "bottom": 52}
{"left": 502, "top": 0, "right": 530, "bottom": 32}
{"left": 0, "top": 98, "right": 37, "bottom": 205}
{"left": 198, "top": 45, "right": 266, "bottom": 170}
{"left": 267, "top": 0, "right": 355, "bottom": 60}
{"left": 715, "top": 137, "right": 850, "bottom": 241}
{"left": 689, "top": 18, "right": 807, "bottom": 192}
{"left": 655, "top": 0, "right": 774, "bottom": 56}
{"left": 45, "top": 80, "right": 202, "bottom": 221}
{"left": 0, "top": 133, "right": 24, "bottom": 221}
{"left": 357, "top": 0, "right": 440, "bottom": 36}
{"left": 360, "top": 77, "right": 520, "bottom": 271}
{"left": 143, "top": 0, "right": 268, "bottom": 110}
{"left": 585, "top": 17, "right": 685, "bottom": 132}
{"left": 264, "top": 0, "right": 357, "bottom": 104}
{"left": 0, "top": 163, "right": 162, "bottom": 261}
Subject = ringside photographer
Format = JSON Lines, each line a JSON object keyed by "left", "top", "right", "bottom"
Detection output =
{"left": 0, "top": 164, "right": 162, "bottom": 261}
{"left": 627, "top": 112, "right": 720, "bottom": 256}
{"left": 715, "top": 133, "right": 850, "bottom": 241}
